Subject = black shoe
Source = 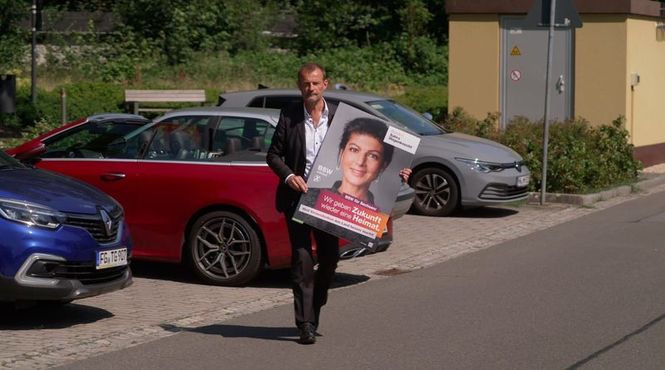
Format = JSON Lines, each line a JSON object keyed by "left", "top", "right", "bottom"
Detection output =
{"left": 298, "top": 322, "right": 316, "bottom": 345}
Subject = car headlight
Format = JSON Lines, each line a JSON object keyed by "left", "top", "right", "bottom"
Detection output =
{"left": 0, "top": 198, "right": 67, "bottom": 229}
{"left": 455, "top": 158, "right": 505, "bottom": 173}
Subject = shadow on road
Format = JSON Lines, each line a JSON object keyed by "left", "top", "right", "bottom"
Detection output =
{"left": 403, "top": 206, "right": 519, "bottom": 220}
{"left": 0, "top": 302, "right": 112, "bottom": 330}
{"left": 160, "top": 323, "right": 299, "bottom": 343}
{"left": 452, "top": 206, "right": 519, "bottom": 219}
{"left": 249, "top": 269, "right": 370, "bottom": 289}
{"left": 130, "top": 260, "right": 200, "bottom": 284}
{"left": 131, "top": 261, "right": 369, "bottom": 291}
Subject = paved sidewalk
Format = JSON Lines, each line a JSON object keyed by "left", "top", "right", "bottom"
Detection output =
{"left": 2, "top": 170, "right": 665, "bottom": 370}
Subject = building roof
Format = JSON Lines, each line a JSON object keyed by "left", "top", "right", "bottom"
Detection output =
{"left": 446, "top": 0, "right": 664, "bottom": 18}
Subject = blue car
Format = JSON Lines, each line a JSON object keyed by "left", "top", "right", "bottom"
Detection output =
{"left": 0, "top": 150, "right": 132, "bottom": 304}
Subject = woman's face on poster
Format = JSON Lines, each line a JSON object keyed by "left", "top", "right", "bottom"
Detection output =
{"left": 339, "top": 132, "right": 385, "bottom": 190}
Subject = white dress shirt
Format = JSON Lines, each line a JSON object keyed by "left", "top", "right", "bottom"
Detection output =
{"left": 303, "top": 100, "right": 329, "bottom": 179}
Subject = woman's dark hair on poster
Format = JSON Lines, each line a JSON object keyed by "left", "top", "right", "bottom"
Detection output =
{"left": 338, "top": 117, "right": 393, "bottom": 168}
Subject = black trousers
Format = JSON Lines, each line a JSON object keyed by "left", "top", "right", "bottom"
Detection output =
{"left": 285, "top": 208, "right": 339, "bottom": 329}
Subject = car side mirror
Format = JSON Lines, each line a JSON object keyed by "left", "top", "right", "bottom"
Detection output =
{"left": 14, "top": 142, "right": 46, "bottom": 161}
{"left": 422, "top": 112, "right": 433, "bottom": 121}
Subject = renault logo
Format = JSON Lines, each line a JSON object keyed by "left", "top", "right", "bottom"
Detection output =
{"left": 100, "top": 209, "right": 113, "bottom": 236}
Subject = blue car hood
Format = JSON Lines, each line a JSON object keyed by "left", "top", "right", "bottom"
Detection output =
{"left": 0, "top": 168, "right": 117, "bottom": 215}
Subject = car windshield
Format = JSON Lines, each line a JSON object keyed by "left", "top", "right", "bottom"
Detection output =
{"left": 0, "top": 150, "right": 25, "bottom": 169}
{"left": 366, "top": 100, "right": 445, "bottom": 136}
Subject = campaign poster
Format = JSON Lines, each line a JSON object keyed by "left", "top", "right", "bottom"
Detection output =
{"left": 292, "top": 103, "right": 420, "bottom": 247}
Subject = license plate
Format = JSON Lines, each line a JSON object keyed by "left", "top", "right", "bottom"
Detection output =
{"left": 517, "top": 175, "right": 530, "bottom": 187}
{"left": 96, "top": 248, "right": 128, "bottom": 270}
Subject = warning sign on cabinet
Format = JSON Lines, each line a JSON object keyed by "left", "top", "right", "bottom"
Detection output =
{"left": 511, "top": 46, "right": 521, "bottom": 56}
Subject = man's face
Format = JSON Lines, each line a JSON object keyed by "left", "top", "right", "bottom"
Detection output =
{"left": 297, "top": 68, "right": 328, "bottom": 105}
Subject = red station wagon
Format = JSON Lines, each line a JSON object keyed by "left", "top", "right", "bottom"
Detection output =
{"left": 7, "top": 109, "right": 414, "bottom": 286}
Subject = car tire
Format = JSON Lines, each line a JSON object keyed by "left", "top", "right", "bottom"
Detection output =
{"left": 187, "top": 211, "right": 262, "bottom": 286}
{"left": 410, "top": 167, "right": 459, "bottom": 217}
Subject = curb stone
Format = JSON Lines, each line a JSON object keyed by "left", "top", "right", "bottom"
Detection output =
{"left": 527, "top": 172, "right": 665, "bottom": 206}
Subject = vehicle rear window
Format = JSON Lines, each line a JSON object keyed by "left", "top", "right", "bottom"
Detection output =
{"left": 247, "top": 97, "right": 265, "bottom": 108}
{"left": 264, "top": 96, "right": 301, "bottom": 109}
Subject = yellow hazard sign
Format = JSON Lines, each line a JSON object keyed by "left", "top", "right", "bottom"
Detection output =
{"left": 511, "top": 46, "right": 521, "bottom": 56}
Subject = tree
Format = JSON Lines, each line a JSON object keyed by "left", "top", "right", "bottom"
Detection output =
{"left": 293, "top": 0, "right": 448, "bottom": 54}
{"left": 223, "top": 0, "right": 279, "bottom": 53}
{"left": 0, "top": 0, "right": 28, "bottom": 74}
{"left": 294, "top": 0, "right": 390, "bottom": 52}
{"left": 113, "top": 0, "right": 233, "bottom": 65}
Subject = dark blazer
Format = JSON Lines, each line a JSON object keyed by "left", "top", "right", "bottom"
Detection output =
{"left": 266, "top": 100, "right": 338, "bottom": 213}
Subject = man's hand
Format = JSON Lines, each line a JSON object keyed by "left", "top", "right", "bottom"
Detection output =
{"left": 399, "top": 168, "right": 412, "bottom": 183}
{"left": 287, "top": 175, "right": 309, "bottom": 193}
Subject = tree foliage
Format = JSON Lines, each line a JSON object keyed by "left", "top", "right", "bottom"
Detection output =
{"left": 30, "top": 0, "right": 448, "bottom": 68}
{"left": 113, "top": 0, "right": 232, "bottom": 65}
{"left": 295, "top": 0, "right": 388, "bottom": 51}
{"left": 0, "top": 0, "right": 28, "bottom": 73}
{"left": 293, "top": 0, "right": 447, "bottom": 78}
{"left": 110, "top": 0, "right": 283, "bottom": 65}
{"left": 294, "top": 0, "right": 446, "bottom": 52}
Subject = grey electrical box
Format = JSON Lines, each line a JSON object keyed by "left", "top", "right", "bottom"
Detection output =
{"left": 500, "top": 16, "right": 573, "bottom": 126}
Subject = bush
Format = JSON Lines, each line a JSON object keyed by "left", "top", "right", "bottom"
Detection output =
{"left": 394, "top": 84, "right": 448, "bottom": 123}
{"left": 445, "top": 108, "right": 641, "bottom": 194}
{"left": 445, "top": 107, "right": 500, "bottom": 140}
{"left": 62, "top": 82, "right": 125, "bottom": 119}
{"left": 0, "top": 118, "right": 61, "bottom": 149}
{"left": 305, "top": 45, "right": 411, "bottom": 90}
{"left": 391, "top": 37, "right": 448, "bottom": 85}
{"left": 10, "top": 82, "right": 124, "bottom": 131}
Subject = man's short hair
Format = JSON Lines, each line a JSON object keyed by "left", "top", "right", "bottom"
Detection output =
{"left": 298, "top": 62, "right": 327, "bottom": 82}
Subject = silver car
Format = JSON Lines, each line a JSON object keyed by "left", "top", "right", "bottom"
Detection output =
{"left": 218, "top": 89, "right": 531, "bottom": 216}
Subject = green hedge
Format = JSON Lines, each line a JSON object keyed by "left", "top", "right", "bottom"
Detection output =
{"left": 444, "top": 108, "right": 642, "bottom": 194}
{"left": 393, "top": 85, "right": 448, "bottom": 123}
{"left": 11, "top": 82, "right": 125, "bottom": 126}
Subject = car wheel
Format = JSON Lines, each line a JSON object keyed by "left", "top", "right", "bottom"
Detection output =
{"left": 187, "top": 211, "right": 262, "bottom": 286}
{"left": 411, "top": 167, "right": 459, "bottom": 217}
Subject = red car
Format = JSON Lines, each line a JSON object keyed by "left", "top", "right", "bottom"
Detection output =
{"left": 7, "top": 109, "right": 413, "bottom": 286}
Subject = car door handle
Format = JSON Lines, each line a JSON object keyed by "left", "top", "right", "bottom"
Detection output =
{"left": 101, "top": 172, "right": 126, "bottom": 181}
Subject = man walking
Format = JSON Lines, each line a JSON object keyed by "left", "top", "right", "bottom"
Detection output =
{"left": 266, "top": 62, "right": 338, "bottom": 345}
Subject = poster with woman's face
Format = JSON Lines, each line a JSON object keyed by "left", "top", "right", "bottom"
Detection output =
{"left": 293, "top": 103, "right": 420, "bottom": 247}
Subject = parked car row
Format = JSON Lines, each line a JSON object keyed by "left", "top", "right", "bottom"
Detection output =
{"left": 1, "top": 88, "right": 530, "bottom": 304}
{"left": 5, "top": 108, "right": 414, "bottom": 292}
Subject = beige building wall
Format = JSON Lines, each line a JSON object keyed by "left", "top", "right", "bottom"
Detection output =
{"left": 448, "top": 15, "right": 500, "bottom": 118}
{"left": 626, "top": 17, "right": 665, "bottom": 147}
{"left": 449, "top": 12, "right": 665, "bottom": 150}
{"left": 574, "top": 16, "right": 628, "bottom": 129}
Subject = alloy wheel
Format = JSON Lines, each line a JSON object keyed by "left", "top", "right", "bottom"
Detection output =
{"left": 189, "top": 211, "right": 261, "bottom": 286}
{"left": 412, "top": 168, "right": 459, "bottom": 217}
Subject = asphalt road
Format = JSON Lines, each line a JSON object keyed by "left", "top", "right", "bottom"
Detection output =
{"left": 52, "top": 185, "right": 665, "bottom": 369}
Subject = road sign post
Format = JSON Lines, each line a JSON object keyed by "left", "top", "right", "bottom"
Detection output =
{"left": 524, "top": 0, "right": 582, "bottom": 205}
